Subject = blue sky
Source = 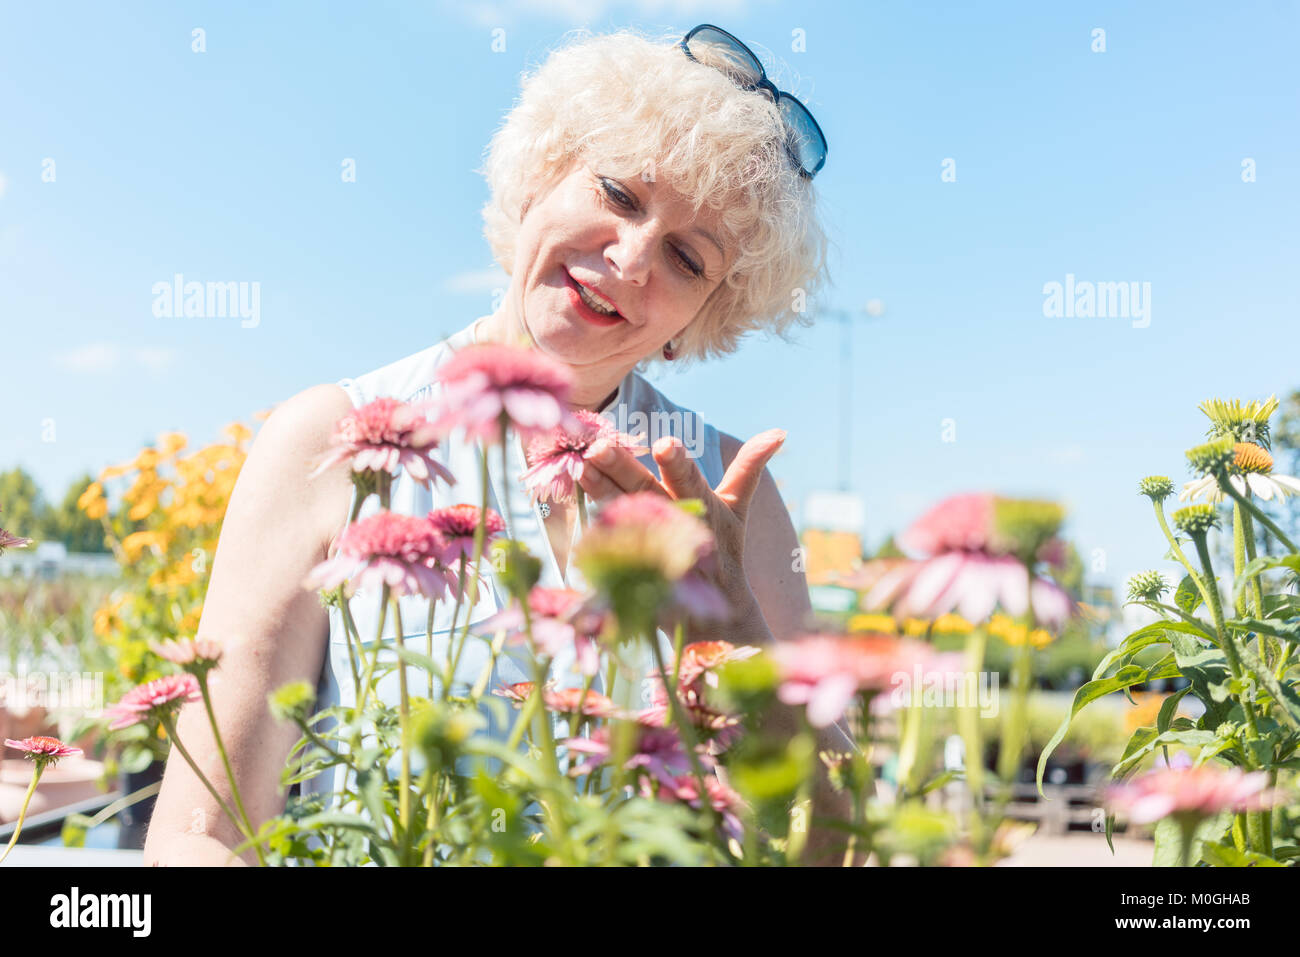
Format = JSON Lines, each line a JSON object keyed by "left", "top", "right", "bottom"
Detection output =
{"left": 2, "top": 0, "right": 1297, "bottom": 594}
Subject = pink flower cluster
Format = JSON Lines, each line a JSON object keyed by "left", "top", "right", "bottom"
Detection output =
{"left": 480, "top": 586, "right": 608, "bottom": 677}
{"left": 521, "top": 409, "right": 646, "bottom": 505}
{"left": 864, "top": 494, "right": 1073, "bottom": 630}
{"left": 1107, "top": 756, "right": 1277, "bottom": 824}
{"left": 307, "top": 505, "right": 505, "bottom": 599}
{"left": 433, "top": 344, "right": 575, "bottom": 445}
{"left": 312, "top": 397, "right": 456, "bottom": 489}
{"left": 772, "top": 633, "right": 938, "bottom": 728}
{"left": 104, "top": 674, "right": 202, "bottom": 731}
{"left": 5, "top": 736, "right": 82, "bottom": 764}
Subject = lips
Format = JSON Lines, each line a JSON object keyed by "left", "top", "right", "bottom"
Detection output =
{"left": 564, "top": 269, "right": 625, "bottom": 327}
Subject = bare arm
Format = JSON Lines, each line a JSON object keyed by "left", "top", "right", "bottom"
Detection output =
{"left": 717, "top": 431, "right": 860, "bottom": 866}
{"left": 142, "top": 384, "right": 355, "bottom": 866}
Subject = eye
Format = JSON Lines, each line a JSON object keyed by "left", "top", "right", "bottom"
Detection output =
{"left": 673, "top": 247, "right": 704, "bottom": 278}
{"left": 598, "top": 175, "right": 705, "bottom": 280}
{"left": 599, "top": 177, "right": 635, "bottom": 209}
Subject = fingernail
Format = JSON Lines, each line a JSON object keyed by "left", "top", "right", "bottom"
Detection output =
{"left": 588, "top": 440, "right": 612, "bottom": 464}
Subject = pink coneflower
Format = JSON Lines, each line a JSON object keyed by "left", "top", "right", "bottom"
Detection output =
{"left": 427, "top": 504, "right": 506, "bottom": 565}
{"left": 5, "top": 736, "right": 82, "bottom": 765}
{"left": 675, "top": 640, "right": 761, "bottom": 691}
{"left": 651, "top": 773, "right": 746, "bottom": 843}
{"left": 865, "top": 552, "right": 1073, "bottom": 630}
{"left": 574, "top": 492, "right": 725, "bottom": 625}
{"left": 493, "top": 681, "right": 536, "bottom": 705}
{"left": 521, "top": 409, "right": 647, "bottom": 505}
{"left": 542, "top": 686, "right": 619, "bottom": 718}
{"left": 432, "top": 343, "right": 575, "bottom": 444}
{"left": 564, "top": 724, "right": 710, "bottom": 786}
{"left": 151, "top": 636, "right": 223, "bottom": 674}
{"left": 481, "top": 587, "right": 606, "bottom": 677}
{"left": 490, "top": 680, "right": 618, "bottom": 717}
{"left": 305, "top": 511, "right": 454, "bottom": 599}
{"left": 1107, "top": 756, "right": 1277, "bottom": 825}
{"left": 772, "top": 633, "right": 934, "bottom": 728}
{"left": 104, "top": 674, "right": 202, "bottom": 731}
{"left": 864, "top": 493, "right": 1072, "bottom": 630}
{"left": 899, "top": 493, "right": 996, "bottom": 555}
{"left": 310, "top": 397, "right": 456, "bottom": 489}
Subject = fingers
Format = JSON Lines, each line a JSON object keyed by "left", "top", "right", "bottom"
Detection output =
{"left": 652, "top": 435, "right": 711, "bottom": 503}
{"left": 715, "top": 429, "right": 786, "bottom": 519}
{"left": 579, "top": 438, "right": 665, "bottom": 499}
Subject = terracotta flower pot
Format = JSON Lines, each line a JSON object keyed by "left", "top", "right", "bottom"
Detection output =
{"left": 0, "top": 755, "right": 106, "bottom": 825}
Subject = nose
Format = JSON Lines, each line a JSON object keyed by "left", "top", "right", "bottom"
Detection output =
{"left": 604, "top": 222, "right": 656, "bottom": 286}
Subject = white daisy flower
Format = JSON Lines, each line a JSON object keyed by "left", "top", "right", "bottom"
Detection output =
{"left": 1179, "top": 442, "right": 1300, "bottom": 503}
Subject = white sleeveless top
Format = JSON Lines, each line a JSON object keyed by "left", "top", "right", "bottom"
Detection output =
{"left": 300, "top": 320, "right": 728, "bottom": 806}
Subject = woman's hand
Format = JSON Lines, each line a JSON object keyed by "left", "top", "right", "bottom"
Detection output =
{"left": 576, "top": 428, "right": 787, "bottom": 631}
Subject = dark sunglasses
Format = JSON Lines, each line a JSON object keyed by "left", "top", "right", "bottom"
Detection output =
{"left": 680, "top": 23, "right": 828, "bottom": 179}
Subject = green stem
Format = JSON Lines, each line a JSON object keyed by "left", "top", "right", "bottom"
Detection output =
{"left": 957, "top": 626, "right": 989, "bottom": 849}
{"left": 196, "top": 672, "right": 266, "bottom": 866}
{"left": 1152, "top": 500, "right": 1215, "bottom": 613}
{"left": 0, "top": 764, "right": 43, "bottom": 865}
{"left": 393, "top": 599, "right": 413, "bottom": 864}
{"left": 158, "top": 713, "right": 255, "bottom": 860}
{"left": 650, "top": 635, "right": 722, "bottom": 856}
{"left": 1219, "top": 477, "right": 1299, "bottom": 553}
{"left": 354, "top": 585, "right": 391, "bottom": 715}
{"left": 1232, "top": 502, "right": 1247, "bottom": 618}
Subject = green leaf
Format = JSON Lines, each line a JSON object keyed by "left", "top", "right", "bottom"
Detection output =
{"left": 1175, "top": 574, "right": 1201, "bottom": 614}
{"left": 1234, "top": 639, "right": 1300, "bottom": 731}
{"left": 60, "top": 814, "right": 91, "bottom": 848}
{"left": 1199, "top": 843, "right": 1284, "bottom": 867}
{"left": 1229, "top": 617, "right": 1300, "bottom": 645}
{"left": 915, "top": 769, "right": 960, "bottom": 796}
{"left": 1169, "top": 633, "right": 1233, "bottom": 722}
{"left": 1233, "top": 554, "right": 1300, "bottom": 600}
{"left": 1112, "top": 729, "right": 1217, "bottom": 778}
{"left": 1158, "top": 687, "right": 1192, "bottom": 734}
{"left": 1144, "top": 652, "right": 1183, "bottom": 682}
{"left": 1151, "top": 811, "right": 1231, "bottom": 867}
{"left": 1036, "top": 664, "right": 1148, "bottom": 796}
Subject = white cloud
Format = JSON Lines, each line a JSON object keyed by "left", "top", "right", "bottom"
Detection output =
{"left": 132, "top": 346, "right": 179, "bottom": 371}
{"left": 441, "top": 267, "right": 509, "bottom": 294}
{"left": 0, "top": 171, "right": 8, "bottom": 200}
{"left": 53, "top": 343, "right": 178, "bottom": 373}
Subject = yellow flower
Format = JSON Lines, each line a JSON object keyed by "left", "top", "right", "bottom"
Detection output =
{"left": 121, "top": 530, "right": 166, "bottom": 562}
{"left": 133, "top": 448, "right": 161, "bottom": 471}
{"left": 932, "top": 613, "right": 974, "bottom": 636}
{"left": 848, "top": 613, "right": 897, "bottom": 634}
{"left": 903, "top": 617, "right": 931, "bottom": 636}
{"left": 223, "top": 422, "right": 253, "bottom": 444}
{"left": 987, "top": 612, "right": 1054, "bottom": 648}
{"left": 157, "top": 432, "right": 188, "bottom": 458}
{"left": 78, "top": 481, "right": 108, "bottom": 520}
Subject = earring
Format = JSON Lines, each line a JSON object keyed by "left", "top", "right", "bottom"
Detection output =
{"left": 663, "top": 339, "right": 676, "bottom": 361}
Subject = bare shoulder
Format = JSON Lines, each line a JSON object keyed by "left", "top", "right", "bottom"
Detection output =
{"left": 234, "top": 383, "right": 356, "bottom": 553}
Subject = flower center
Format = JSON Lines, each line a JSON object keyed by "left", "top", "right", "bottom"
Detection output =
{"left": 1233, "top": 442, "right": 1273, "bottom": 474}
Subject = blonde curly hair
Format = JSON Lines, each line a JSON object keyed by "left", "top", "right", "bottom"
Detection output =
{"left": 480, "top": 29, "right": 829, "bottom": 367}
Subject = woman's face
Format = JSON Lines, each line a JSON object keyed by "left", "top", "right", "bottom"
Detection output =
{"left": 506, "top": 161, "right": 732, "bottom": 377}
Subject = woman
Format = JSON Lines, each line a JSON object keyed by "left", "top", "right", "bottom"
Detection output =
{"left": 143, "top": 25, "right": 842, "bottom": 865}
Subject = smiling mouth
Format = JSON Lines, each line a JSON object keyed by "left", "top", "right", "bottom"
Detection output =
{"left": 564, "top": 269, "right": 624, "bottom": 321}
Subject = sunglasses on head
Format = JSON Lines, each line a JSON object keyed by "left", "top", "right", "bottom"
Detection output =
{"left": 680, "top": 23, "right": 828, "bottom": 180}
